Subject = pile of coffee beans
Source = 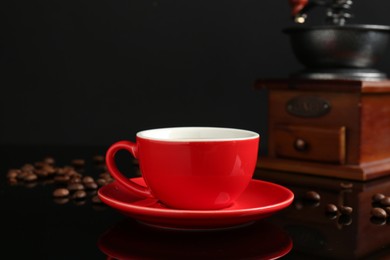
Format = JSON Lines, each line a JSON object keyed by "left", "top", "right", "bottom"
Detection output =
{"left": 6, "top": 155, "right": 111, "bottom": 207}
{"left": 370, "top": 193, "right": 390, "bottom": 225}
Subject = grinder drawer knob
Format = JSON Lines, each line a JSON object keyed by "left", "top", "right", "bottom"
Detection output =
{"left": 294, "top": 138, "right": 308, "bottom": 151}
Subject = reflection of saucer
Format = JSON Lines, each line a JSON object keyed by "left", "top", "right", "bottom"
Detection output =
{"left": 98, "top": 218, "right": 293, "bottom": 259}
{"left": 98, "top": 177, "right": 294, "bottom": 230}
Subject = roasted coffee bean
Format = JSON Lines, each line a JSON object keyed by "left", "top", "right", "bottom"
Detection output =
{"left": 7, "top": 169, "right": 20, "bottom": 179}
{"left": 23, "top": 173, "right": 38, "bottom": 182}
{"left": 43, "top": 157, "right": 55, "bottom": 165}
{"left": 56, "top": 168, "right": 67, "bottom": 176}
{"left": 68, "top": 177, "right": 82, "bottom": 184}
{"left": 21, "top": 164, "right": 34, "bottom": 172}
{"left": 34, "top": 169, "right": 49, "bottom": 178}
{"left": 371, "top": 207, "right": 387, "bottom": 219}
{"left": 71, "top": 159, "right": 85, "bottom": 168}
{"left": 96, "top": 178, "right": 107, "bottom": 187}
{"left": 53, "top": 188, "right": 70, "bottom": 198}
{"left": 339, "top": 206, "right": 353, "bottom": 215}
{"left": 325, "top": 203, "right": 338, "bottom": 214}
{"left": 91, "top": 195, "right": 102, "bottom": 204}
{"left": 99, "top": 173, "right": 111, "bottom": 179}
{"left": 82, "top": 176, "right": 94, "bottom": 184}
{"left": 385, "top": 207, "right": 390, "bottom": 216}
{"left": 57, "top": 166, "right": 74, "bottom": 176}
{"left": 17, "top": 171, "right": 29, "bottom": 180}
{"left": 67, "top": 183, "right": 85, "bottom": 192}
{"left": 54, "top": 175, "right": 70, "bottom": 183}
{"left": 93, "top": 155, "right": 105, "bottom": 164}
{"left": 42, "top": 165, "right": 56, "bottom": 175}
{"left": 34, "top": 161, "right": 46, "bottom": 169}
{"left": 372, "top": 193, "right": 386, "bottom": 203}
{"left": 304, "top": 191, "right": 321, "bottom": 202}
{"left": 72, "top": 190, "right": 87, "bottom": 200}
{"left": 85, "top": 182, "right": 98, "bottom": 190}
{"left": 380, "top": 197, "right": 390, "bottom": 207}
{"left": 65, "top": 170, "right": 79, "bottom": 177}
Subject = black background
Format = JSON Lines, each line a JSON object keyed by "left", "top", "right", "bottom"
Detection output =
{"left": 1, "top": 0, "right": 390, "bottom": 151}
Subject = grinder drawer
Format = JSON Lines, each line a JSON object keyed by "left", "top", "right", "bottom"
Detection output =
{"left": 273, "top": 125, "right": 346, "bottom": 164}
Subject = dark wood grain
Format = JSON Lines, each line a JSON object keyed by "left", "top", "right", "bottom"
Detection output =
{"left": 257, "top": 78, "right": 390, "bottom": 180}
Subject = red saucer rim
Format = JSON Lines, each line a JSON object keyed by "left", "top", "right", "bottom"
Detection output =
{"left": 98, "top": 177, "right": 294, "bottom": 216}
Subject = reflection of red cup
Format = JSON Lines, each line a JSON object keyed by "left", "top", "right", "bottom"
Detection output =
{"left": 106, "top": 127, "right": 259, "bottom": 210}
{"left": 289, "top": 0, "right": 309, "bottom": 16}
{"left": 98, "top": 219, "right": 292, "bottom": 259}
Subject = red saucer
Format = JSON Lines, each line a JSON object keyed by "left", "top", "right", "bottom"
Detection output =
{"left": 98, "top": 177, "right": 294, "bottom": 230}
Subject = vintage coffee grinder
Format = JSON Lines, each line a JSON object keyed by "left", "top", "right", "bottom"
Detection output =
{"left": 256, "top": 0, "right": 390, "bottom": 180}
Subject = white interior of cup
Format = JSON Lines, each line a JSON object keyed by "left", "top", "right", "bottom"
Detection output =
{"left": 137, "top": 127, "right": 259, "bottom": 142}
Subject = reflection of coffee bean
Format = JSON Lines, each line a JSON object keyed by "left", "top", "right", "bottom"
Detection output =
{"left": 325, "top": 204, "right": 338, "bottom": 214}
{"left": 53, "top": 188, "right": 70, "bottom": 198}
{"left": 371, "top": 207, "right": 387, "bottom": 218}
{"left": 24, "top": 173, "right": 38, "bottom": 182}
{"left": 72, "top": 190, "right": 87, "bottom": 200}
{"left": 67, "top": 183, "right": 85, "bottom": 192}
{"left": 85, "top": 182, "right": 98, "bottom": 190}
{"left": 339, "top": 206, "right": 353, "bottom": 215}
{"left": 325, "top": 212, "right": 338, "bottom": 220}
{"left": 8, "top": 178, "right": 18, "bottom": 185}
{"left": 73, "top": 199, "right": 86, "bottom": 206}
{"left": 372, "top": 193, "right": 386, "bottom": 203}
{"left": 53, "top": 198, "right": 69, "bottom": 205}
{"left": 339, "top": 182, "right": 353, "bottom": 189}
{"left": 370, "top": 216, "right": 387, "bottom": 225}
{"left": 338, "top": 214, "right": 352, "bottom": 226}
{"left": 92, "top": 195, "right": 102, "bottom": 204}
{"left": 380, "top": 197, "right": 390, "bottom": 207}
{"left": 304, "top": 191, "right": 321, "bottom": 202}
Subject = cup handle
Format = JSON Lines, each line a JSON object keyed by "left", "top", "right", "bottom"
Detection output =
{"left": 105, "top": 140, "right": 153, "bottom": 198}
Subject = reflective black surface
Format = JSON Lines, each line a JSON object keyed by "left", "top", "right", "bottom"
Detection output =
{"left": 3, "top": 146, "right": 390, "bottom": 259}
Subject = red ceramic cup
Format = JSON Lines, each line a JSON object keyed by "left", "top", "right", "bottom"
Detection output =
{"left": 106, "top": 127, "right": 259, "bottom": 210}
